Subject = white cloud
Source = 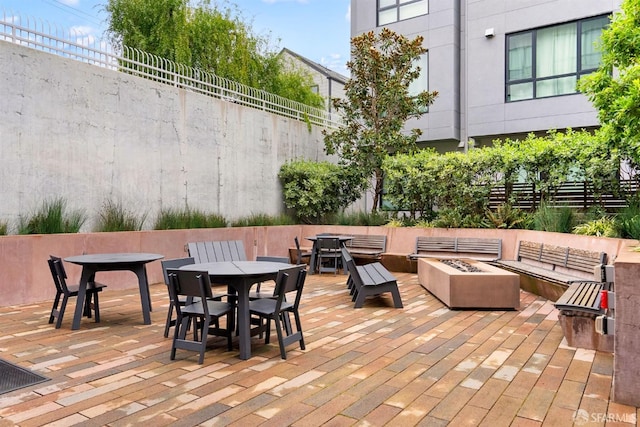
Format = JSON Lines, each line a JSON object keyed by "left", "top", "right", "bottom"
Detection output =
{"left": 345, "top": 4, "right": 351, "bottom": 22}
{"left": 59, "top": 0, "right": 80, "bottom": 5}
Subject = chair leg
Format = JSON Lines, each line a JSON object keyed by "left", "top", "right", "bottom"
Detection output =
{"left": 295, "top": 313, "right": 305, "bottom": 351}
{"left": 164, "top": 300, "right": 175, "bottom": 338}
{"left": 273, "top": 315, "right": 287, "bottom": 359}
{"left": 93, "top": 292, "right": 101, "bottom": 323}
{"left": 55, "top": 296, "right": 69, "bottom": 329}
{"left": 49, "top": 292, "right": 62, "bottom": 324}
{"left": 198, "top": 318, "right": 211, "bottom": 365}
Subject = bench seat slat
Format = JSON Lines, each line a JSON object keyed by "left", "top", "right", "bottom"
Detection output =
{"left": 554, "top": 281, "right": 603, "bottom": 315}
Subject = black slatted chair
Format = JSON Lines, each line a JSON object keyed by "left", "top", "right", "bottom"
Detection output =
{"left": 316, "top": 237, "right": 342, "bottom": 275}
{"left": 294, "top": 236, "right": 312, "bottom": 266}
{"left": 48, "top": 257, "right": 107, "bottom": 329}
{"left": 161, "top": 257, "right": 196, "bottom": 338}
{"left": 167, "top": 269, "right": 234, "bottom": 364}
{"left": 249, "top": 265, "right": 307, "bottom": 359}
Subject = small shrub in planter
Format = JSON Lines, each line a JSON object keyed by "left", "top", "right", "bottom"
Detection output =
{"left": 18, "top": 198, "right": 86, "bottom": 234}
{"left": 154, "top": 207, "right": 227, "bottom": 229}
{"left": 95, "top": 200, "right": 147, "bottom": 232}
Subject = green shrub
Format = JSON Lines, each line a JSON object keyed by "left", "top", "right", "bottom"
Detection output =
{"left": 18, "top": 198, "right": 86, "bottom": 234}
{"left": 331, "top": 210, "right": 390, "bottom": 226}
{"left": 617, "top": 215, "right": 640, "bottom": 239}
{"left": 279, "top": 159, "right": 365, "bottom": 223}
{"left": 95, "top": 200, "right": 146, "bottom": 232}
{"left": 154, "top": 207, "right": 227, "bottom": 229}
{"left": 484, "top": 203, "right": 531, "bottom": 229}
{"left": 614, "top": 199, "right": 640, "bottom": 239}
{"left": 531, "top": 204, "right": 576, "bottom": 233}
{"left": 573, "top": 216, "right": 619, "bottom": 237}
{"left": 0, "top": 221, "right": 7, "bottom": 235}
{"left": 231, "top": 213, "right": 296, "bottom": 227}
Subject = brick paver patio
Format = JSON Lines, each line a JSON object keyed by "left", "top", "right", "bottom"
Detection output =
{"left": 0, "top": 271, "right": 637, "bottom": 426}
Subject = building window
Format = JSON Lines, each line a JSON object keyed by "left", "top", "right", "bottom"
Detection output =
{"left": 409, "top": 53, "right": 429, "bottom": 112}
{"left": 506, "top": 15, "right": 609, "bottom": 102}
{"left": 378, "top": 0, "right": 428, "bottom": 26}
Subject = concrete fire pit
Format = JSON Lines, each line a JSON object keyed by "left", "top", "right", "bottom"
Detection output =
{"left": 417, "top": 258, "right": 520, "bottom": 309}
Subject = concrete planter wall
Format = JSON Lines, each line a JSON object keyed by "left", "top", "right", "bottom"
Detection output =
{"left": 1, "top": 225, "right": 634, "bottom": 307}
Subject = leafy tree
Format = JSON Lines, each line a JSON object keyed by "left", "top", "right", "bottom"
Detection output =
{"left": 578, "top": 0, "right": 640, "bottom": 165}
{"left": 323, "top": 28, "right": 439, "bottom": 211}
{"left": 104, "top": 0, "right": 324, "bottom": 108}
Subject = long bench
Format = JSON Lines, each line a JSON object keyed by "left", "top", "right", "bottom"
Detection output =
{"left": 496, "top": 240, "right": 611, "bottom": 351}
{"left": 344, "top": 234, "right": 387, "bottom": 262}
{"left": 408, "top": 236, "right": 502, "bottom": 262}
{"left": 495, "top": 240, "right": 606, "bottom": 286}
{"left": 342, "top": 247, "right": 403, "bottom": 308}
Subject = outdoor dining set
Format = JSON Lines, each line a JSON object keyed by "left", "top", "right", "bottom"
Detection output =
{"left": 45, "top": 235, "right": 403, "bottom": 365}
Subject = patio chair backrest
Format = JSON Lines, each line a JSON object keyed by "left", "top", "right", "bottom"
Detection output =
{"left": 187, "top": 240, "right": 247, "bottom": 263}
{"left": 48, "top": 258, "right": 69, "bottom": 294}
{"left": 161, "top": 257, "right": 195, "bottom": 286}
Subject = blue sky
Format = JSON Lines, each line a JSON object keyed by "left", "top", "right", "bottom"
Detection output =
{"left": 0, "top": 0, "right": 351, "bottom": 76}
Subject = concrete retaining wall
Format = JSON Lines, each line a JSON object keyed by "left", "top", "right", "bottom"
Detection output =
{"left": 0, "top": 40, "right": 333, "bottom": 231}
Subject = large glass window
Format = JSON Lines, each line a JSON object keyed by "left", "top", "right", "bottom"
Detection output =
{"left": 506, "top": 15, "right": 608, "bottom": 102}
{"left": 409, "top": 53, "right": 429, "bottom": 112}
{"left": 378, "top": 0, "right": 428, "bottom": 26}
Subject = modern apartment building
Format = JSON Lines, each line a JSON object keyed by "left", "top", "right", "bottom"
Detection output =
{"left": 279, "top": 48, "right": 348, "bottom": 115}
{"left": 351, "top": 0, "right": 622, "bottom": 152}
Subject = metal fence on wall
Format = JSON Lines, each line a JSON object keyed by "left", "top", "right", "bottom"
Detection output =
{"left": 0, "top": 10, "right": 340, "bottom": 129}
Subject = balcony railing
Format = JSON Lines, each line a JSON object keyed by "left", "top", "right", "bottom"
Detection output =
{"left": 0, "top": 10, "right": 340, "bottom": 129}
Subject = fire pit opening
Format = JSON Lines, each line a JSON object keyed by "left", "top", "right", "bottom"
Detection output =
{"left": 439, "top": 259, "right": 485, "bottom": 273}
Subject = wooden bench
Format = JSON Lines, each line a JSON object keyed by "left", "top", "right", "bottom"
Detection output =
{"left": 408, "top": 236, "right": 502, "bottom": 262}
{"left": 553, "top": 281, "right": 604, "bottom": 316}
{"left": 553, "top": 279, "right": 614, "bottom": 352}
{"left": 344, "top": 234, "right": 387, "bottom": 262}
{"left": 342, "top": 247, "right": 403, "bottom": 308}
{"left": 496, "top": 240, "right": 606, "bottom": 286}
{"left": 187, "top": 240, "right": 247, "bottom": 263}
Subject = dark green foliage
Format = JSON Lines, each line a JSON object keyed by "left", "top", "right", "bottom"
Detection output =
{"left": 431, "top": 208, "right": 487, "bottom": 229}
{"left": 330, "top": 211, "right": 391, "bottom": 226}
{"left": 95, "top": 200, "right": 147, "bottom": 232}
{"left": 154, "top": 207, "right": 227, "bottom": 229}
{"left": 18, "top": 198, "right": 86, "bottom": 234}
{"left": 531, "top": 204, "right": 577, "bottom": 233}
{"left": 484, "top": 203, "right": 531, "bottom": 229}
{"left": 0, "top": 221, "right": 7, "bottom": 235}
{"left": 105, "top": 0, "right": 324, "bottom": 108}
{"left": 279, "top": 159, "right": 365, "bottom": 223}
{"left": 614, "top": 199, "right": 640, "bottom": 239}
{"left": 231, "top": 213, "right": 296, "bottom": 227}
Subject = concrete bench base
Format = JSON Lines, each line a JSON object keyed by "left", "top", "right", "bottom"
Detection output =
{"left": 418, "top": 258, "right": 520, "bottom": 309}
{"left": 558, "top": 313, "right": 613, "bottom": 353}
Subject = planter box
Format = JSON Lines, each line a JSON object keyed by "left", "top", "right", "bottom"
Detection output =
{"left": 417, "top": 258, "right": 520, "bottom": 309}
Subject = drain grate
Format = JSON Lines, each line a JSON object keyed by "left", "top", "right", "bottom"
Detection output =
{"left": 0, "top": 359, "right": 49, "bottom": 394}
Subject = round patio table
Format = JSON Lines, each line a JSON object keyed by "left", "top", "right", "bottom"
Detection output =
{"left": 65, "top": 253, "right": 164, "bottom": 330}
{"left": 179, "top": 261, "right": 295, "bottom": 360}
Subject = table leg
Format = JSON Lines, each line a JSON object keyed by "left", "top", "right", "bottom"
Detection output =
{"left": 132, "top": 265, "right": 152, "bottom": 325}
{"left": 72, "top": 267, "right": 94, "bottom": 330}
{"left": 235, "top": 283, "right": 251, "bottom": 360}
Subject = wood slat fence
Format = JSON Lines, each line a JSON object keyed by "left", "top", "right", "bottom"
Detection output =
{"left": 489, "top": 180, "right": 640, "bottom": 211}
